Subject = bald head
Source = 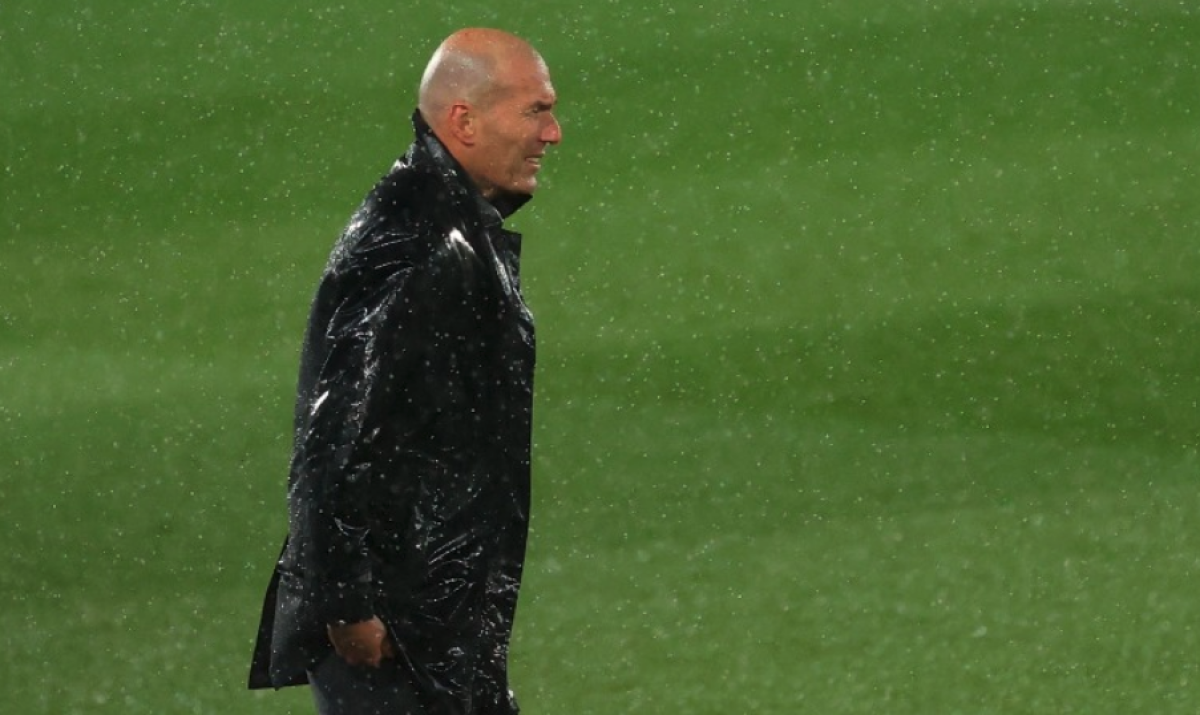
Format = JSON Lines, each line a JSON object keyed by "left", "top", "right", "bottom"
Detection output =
{"left": 414, "top": 29, "right": 561, "bottom": 199}
{"left": 418, "top": 28, "right": 546, "bottom": 127}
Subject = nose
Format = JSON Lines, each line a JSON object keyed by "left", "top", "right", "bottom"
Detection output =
{"left": 542, "top": 113, "right": 562, "bottom": 145}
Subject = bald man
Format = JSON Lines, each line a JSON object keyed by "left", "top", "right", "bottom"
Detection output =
{"left": 249, "top": 29, "right": 561, "bottom": 715}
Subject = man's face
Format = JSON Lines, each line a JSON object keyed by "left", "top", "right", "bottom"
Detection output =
{"left": 469, "top": 56, "right": 561, "bottom": 199}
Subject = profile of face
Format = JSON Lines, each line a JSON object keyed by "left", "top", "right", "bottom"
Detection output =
{"left": 468, "top": 54, "right": 562, "bottom": 199}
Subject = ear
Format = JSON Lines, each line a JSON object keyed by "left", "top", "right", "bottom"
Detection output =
{"left": 447, "top": 102, "right": 477, "bottom": 146}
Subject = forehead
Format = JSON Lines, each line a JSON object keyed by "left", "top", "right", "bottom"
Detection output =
{"left": 497, "top": 55, "right": 556, "bottom": 102}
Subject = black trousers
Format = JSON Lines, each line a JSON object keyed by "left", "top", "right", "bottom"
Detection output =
{"left": 307, "top": 654, "right": 427, "bottom": 715}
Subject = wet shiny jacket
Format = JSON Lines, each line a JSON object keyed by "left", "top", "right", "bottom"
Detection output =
{"left": 249, "top": 113, "right": 536, "bottom": 715}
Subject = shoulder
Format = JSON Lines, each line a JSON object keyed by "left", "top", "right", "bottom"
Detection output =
{"left": 329, "top": 163, "right": 439, "bottom": 267}
{"left": 369, "top": 160, "right": 437, "bottom": 218}
{"left": 326, "top": 163, "right": 480, "bottom": 289}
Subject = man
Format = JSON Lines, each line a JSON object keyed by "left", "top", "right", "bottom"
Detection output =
{"left": 248, "top": 28, "right": 561, "bottom": 715}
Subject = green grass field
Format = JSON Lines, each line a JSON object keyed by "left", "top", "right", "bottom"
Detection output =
{"left": 3, "top": 1, "right": 1199, "bottom": 712}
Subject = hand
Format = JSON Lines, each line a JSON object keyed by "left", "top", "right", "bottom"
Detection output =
{"left": 327, "top": 617, "right": 396, "bottom": 668}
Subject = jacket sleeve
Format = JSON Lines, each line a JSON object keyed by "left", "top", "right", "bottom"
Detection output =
{"left": 292, "top": 229, "right": 451, "bottom": 626}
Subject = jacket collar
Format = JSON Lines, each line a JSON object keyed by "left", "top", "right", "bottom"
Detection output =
{"left": 409, "top": 110, "right": 531, "bottom": 228}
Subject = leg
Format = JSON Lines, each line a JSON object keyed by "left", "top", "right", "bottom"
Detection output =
{"left": 307, "top": 653, "right": 427, "bottom": 715}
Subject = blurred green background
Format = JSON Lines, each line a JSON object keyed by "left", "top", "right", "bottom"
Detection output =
{"left": 3, "top": 0, "right": 1199, "bottom": 712}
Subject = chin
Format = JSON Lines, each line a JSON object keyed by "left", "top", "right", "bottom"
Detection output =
{"left": 513, "top": 170, "right": 541, "bottom": 193}
{"left": 508, "top": 181, "right": 538, "bottom": 196}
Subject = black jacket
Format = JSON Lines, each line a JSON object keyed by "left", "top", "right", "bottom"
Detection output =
{"left": 249, "top": 113, "right": 536, "bottom": 715}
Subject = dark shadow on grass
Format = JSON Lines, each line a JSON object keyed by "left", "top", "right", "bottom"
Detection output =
{"left": 792, "top": 283, "right": 1200, "bottom": 453}
{"left": 559, "top": 281, "right": 1200, "bottom": 455}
